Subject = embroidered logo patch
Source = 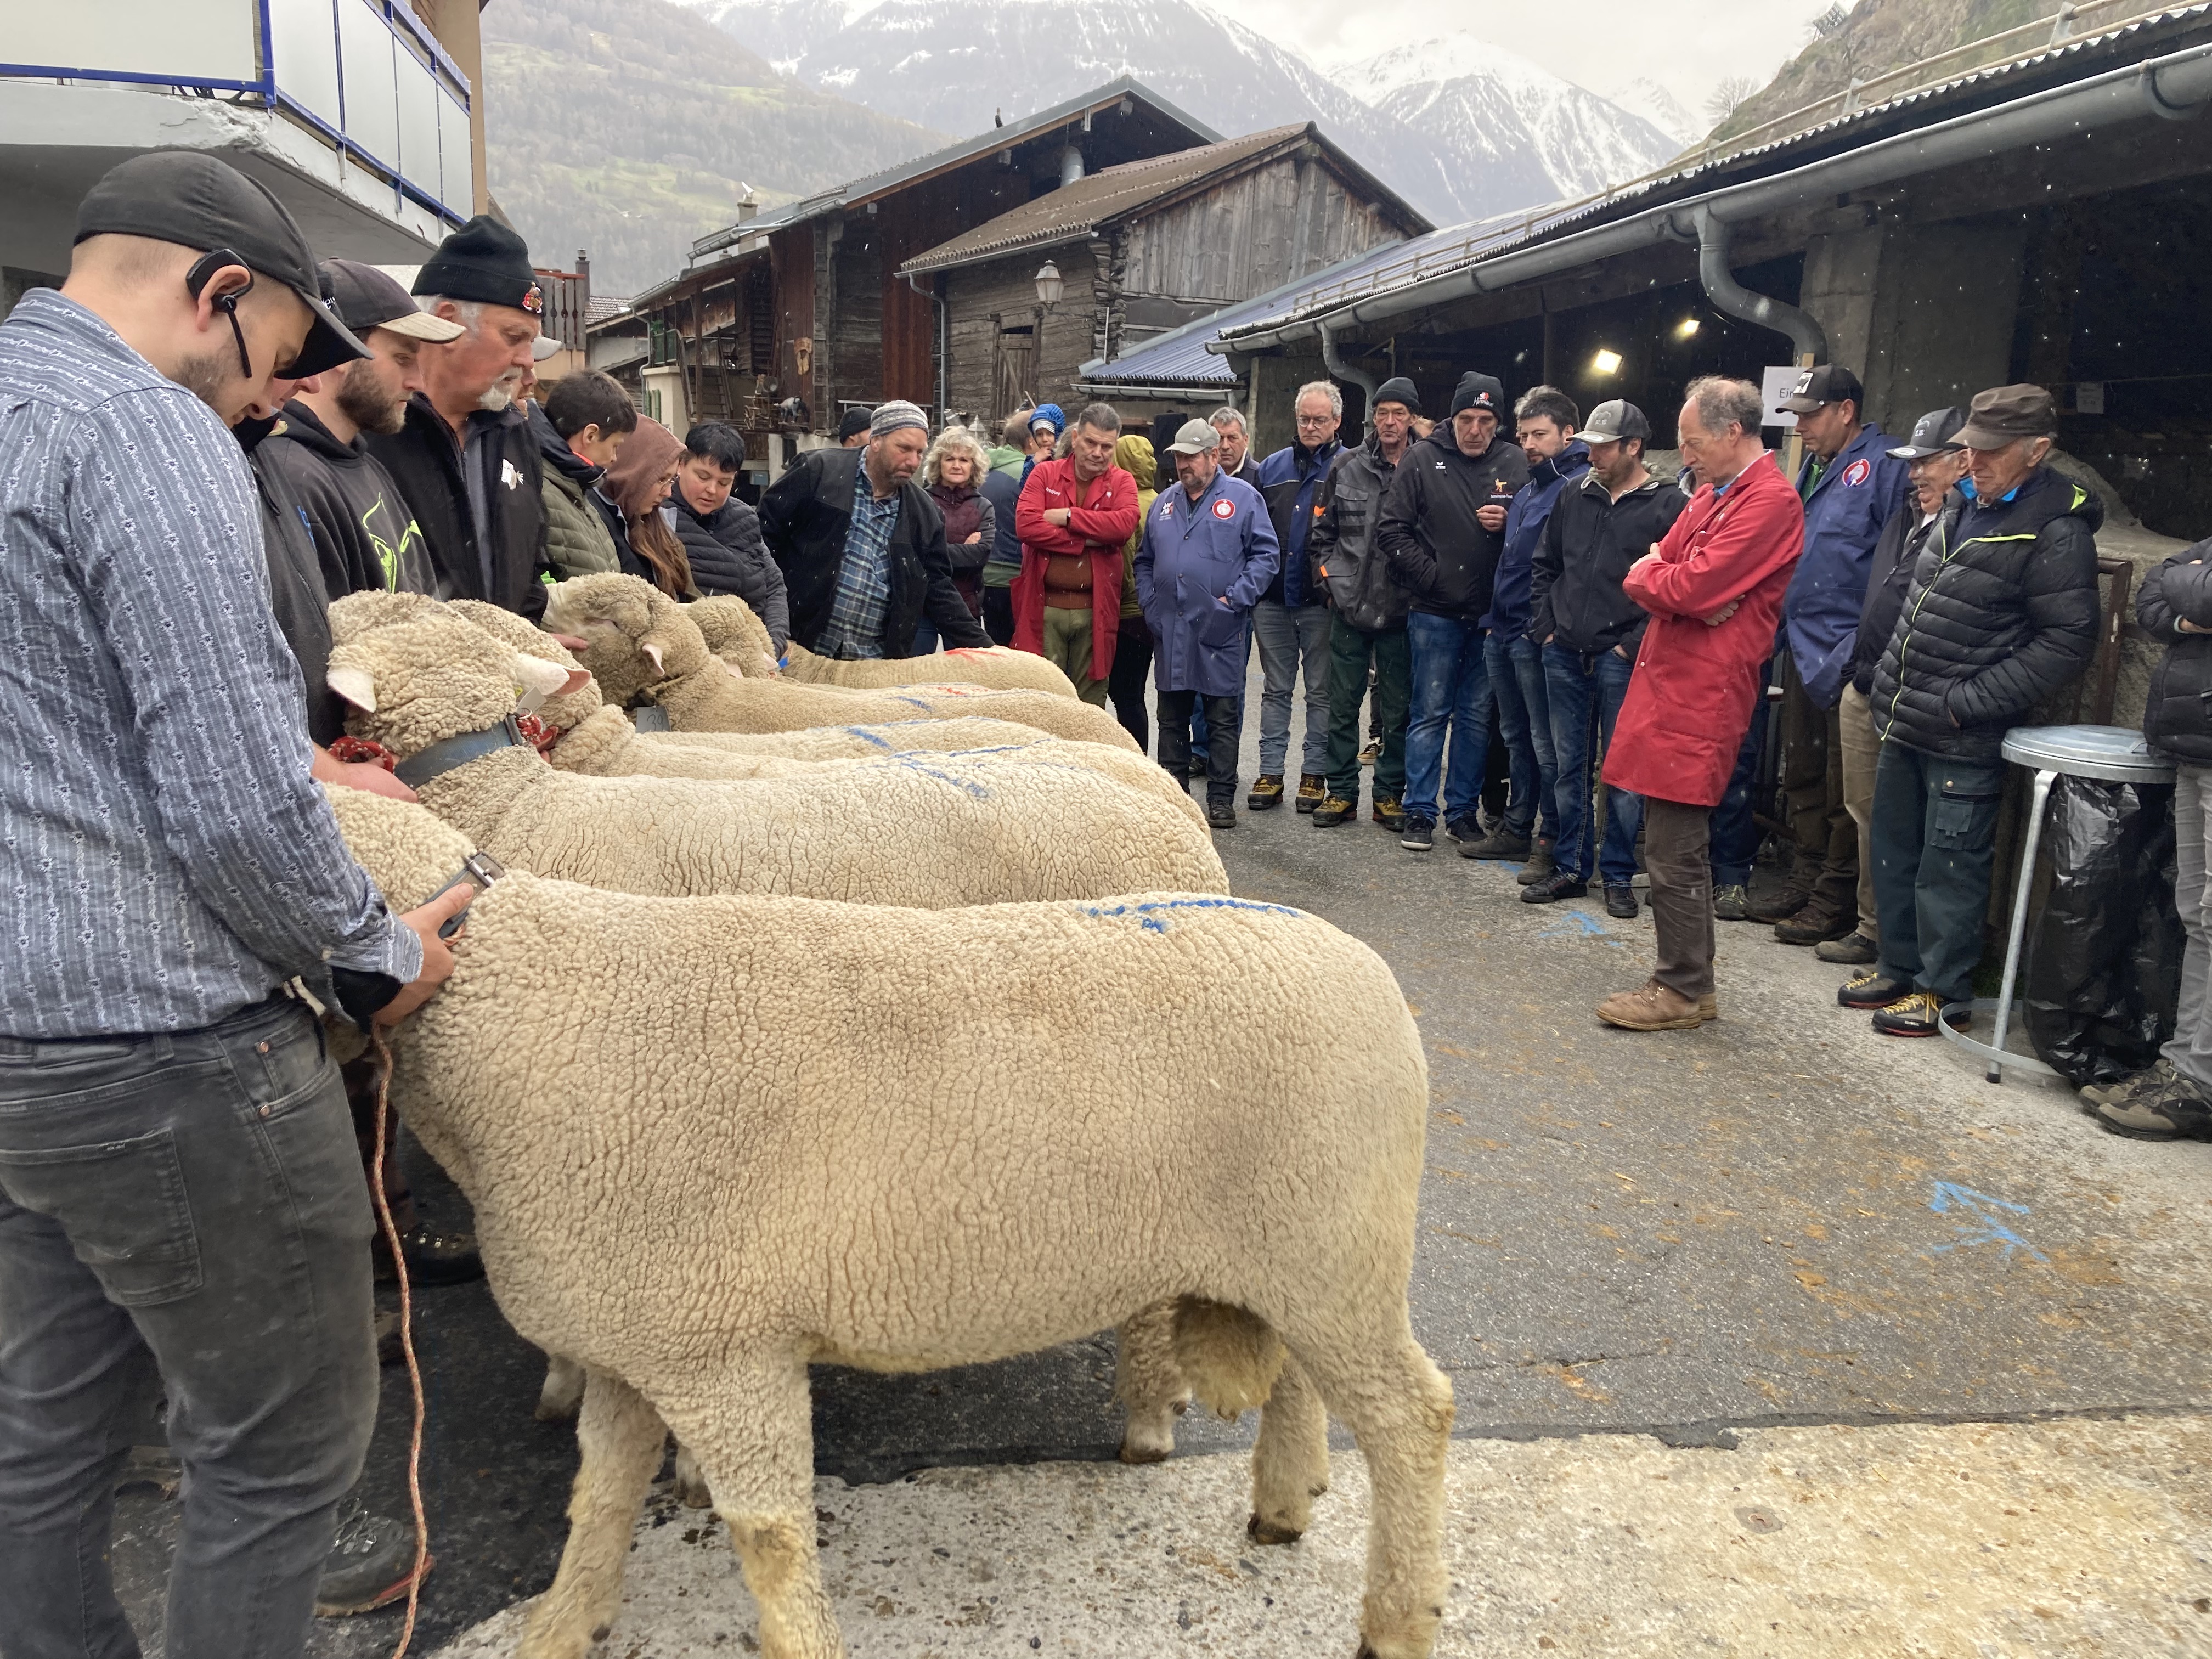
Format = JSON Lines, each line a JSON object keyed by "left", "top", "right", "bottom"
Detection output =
{"left": 1842, "top": 459, "right": 1872, "bottom": 487}
{"left": 1211, "top": 498, "right": 1235, "bottom": 520}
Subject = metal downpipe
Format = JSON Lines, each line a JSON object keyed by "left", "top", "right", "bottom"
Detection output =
{"left": 1319, "top": 317, "right": 1379, "bottom": 419}
{"left": 1689, "top": 206, "right": 1826, "bottom": 364}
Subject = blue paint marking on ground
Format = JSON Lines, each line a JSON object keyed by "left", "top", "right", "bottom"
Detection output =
{"left": 1081, "top": 896, "right": 1302, "bottom": 934}
{"left": 1534, "top": 909, "right": 1626, "bottom": 950}
{"left": 1929, "top": 1180, "right": 2050, "bottom": 1264}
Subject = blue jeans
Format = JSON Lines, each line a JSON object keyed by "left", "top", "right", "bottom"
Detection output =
{"left": 1709, "top": 659, "right": 1774, "bottom": 885}
{"left": 1252, "top": 599, "right": 1331, "bottom": 777}
{"left": 1403, "top": 612, "right": 1493, "bottom": 826}
{"left": 0, "top": 996, "right": 377, "bottom": 1659}
{"left": 1482, "top": 633, "right": 1556, "bottom": 840}
{"left": 1543, "top": 641, "right": 1640, "bottom": 884}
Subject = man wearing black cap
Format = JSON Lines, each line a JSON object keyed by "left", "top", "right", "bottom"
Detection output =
{"left": 1376, "top": 370, "right": 1531, "bottom": 851}
{"left": 0, "top": 152, "right": 467, "bottom": 1658}
{"left": 837, "top": 405, "right": 877, "bottom": 447}
{"left": 364, "top": 215, "right": 553, "bottom": 616}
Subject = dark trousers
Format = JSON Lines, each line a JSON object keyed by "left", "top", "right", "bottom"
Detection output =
{"left": 1159, "top": 689, "right": 1243, "bottom": 805}
{"left": 1543, "top": 641, "right": 1640, "bottom": 884}
{"left": 982, "top": 585, "right": 1016, "bottom": 647}
{"left": 1644, "top": 798, "right": 1718, "bottom": 999}
{"left": 0, "top": 997, "right": 377, "bottom": 1659}
{"left": 1324, "top": 616, "right": 1408, "bottom": 803}
{"left": 1107, "top": 618, "right": 1155, "bottom": 754}
{"left": 1778, "top": 648, "right": 1857, "bottom": 909}
{"left": 1709, "top": 659, "right": 1772, "bottom": 886}
{"left": 1871, "top": 740, "right": 2006, "bottom": 1005}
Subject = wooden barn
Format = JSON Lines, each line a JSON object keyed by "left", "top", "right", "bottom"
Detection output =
{"left": 898, "top": 123, "right": 1429, "bottom": 435}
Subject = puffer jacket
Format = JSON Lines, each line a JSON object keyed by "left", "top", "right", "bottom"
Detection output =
{"left": 667, "top": 490, "right": 791, "bottom": 652}
{"left": 1256, "top": 437, "right": 1341, "bottom": 606}
{"left": 532, "top": 404, "right": 620, "bottom": 579}
{"left": 1871, "top": 467, "right": 2102, "bottom": 760}
{"left": 1307, "top": 434, "right": 1410, "bottom": 634}
{"left": 2136, "top": 541, "right": 2212, "bottom": 765}
{"left": 1376, "top": 430, "right": 1530, "bottom": 624}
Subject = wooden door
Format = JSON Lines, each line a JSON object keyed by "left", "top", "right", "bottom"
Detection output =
{"left": 994, "top": 326, "right": 1034, "bottom": 425}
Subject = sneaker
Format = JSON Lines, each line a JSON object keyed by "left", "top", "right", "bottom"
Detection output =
{"left": 1520, "top": 871, "right": 1588, "bottom": 904}
{"left": 1604, "top": 883, "right": 1639, "bottom": 919}
{"left": 1401, "top": 816, "right": 1435, "bottom": 852}
{"left": 1596, "top": 978, "right": 1718, "bottom": 1031}
{"left": 1460, "top": 826, "right": 1532, "bottom": 860}
{"left": 1712, "top": 883, "right": 1751, "bottom": 922}
{"left": 1311, "top": 794, "right": 1357, "bottom": 827}
{"left": 2079, "top": 1057, "right": 2184, "bottom": 1113}
{"left": 1370, "top": 796, "right": 1406, "bottom": 832}
{"left": 1814, "top": 930, "right": 1880, "bottom": 965}
{"left": 1207, "top": 800, "right": 1237, "bottom": 830}
{"left": 1358, "top": 738, "right": 1382, "bottom": 766}
{"left": 1515, "top": 839, "right": 1558, "bottom": 884}
{"left": 1871, "top": 991, "right": 1971, "bottom": 1037}
{"left": 1775, "top": 899, "right": 1855, "bottom": 946}
{"left": 1247, "top": 774, "right": 1285, "bottom": 811}
{"left": 2095, "top": 1079, "right": 2212, "bottom": 1141}
{"left": 1746, "top": 883, "right": 1813, "bottom": 924}
{"left": 1444, "top": 811, "right": 1486, "bottom": 844}
{"left": 375, "top": 1216, "right": 482, "bottom": 1287}
{"left": 315, "top": 1499, "right": 430, "bottom": 1617}
{"left": 1294, "top": 774, "right": 1327, "bottom": 814}
{"left": 1838, "top": 969, "right": 1913, "bottom": 1010}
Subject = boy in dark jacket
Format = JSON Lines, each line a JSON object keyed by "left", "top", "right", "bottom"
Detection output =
{"left": 668, "top": 421, "right": 791, "bottom": 654}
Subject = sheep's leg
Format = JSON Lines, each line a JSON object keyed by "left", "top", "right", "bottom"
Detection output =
{"left": 535, "top": 1352, "right": 586, "bottom": 1423}
{"left": 671, "top": 1438, "right": 712, "bottom": 1508}
{"left": 1114, "top": 1301, "right": 1189, "bottom": 1464}
{"left": 517, "top": 1368, "right": 665, "bottom": 1659}
{"left": 1246, "top": 1353, "right": 1330, "bottom": 1544}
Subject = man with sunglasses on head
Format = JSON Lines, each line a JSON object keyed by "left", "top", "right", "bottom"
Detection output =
{"left": 0, "top": 153, "right": 469, "bottom": 1659}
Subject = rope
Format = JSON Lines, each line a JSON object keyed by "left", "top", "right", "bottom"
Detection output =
{"left": 369, "top": 1028, "right": 428, "bottom": 1659}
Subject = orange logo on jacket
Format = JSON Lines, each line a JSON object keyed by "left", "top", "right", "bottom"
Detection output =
{"left": 1212, "top": 498, "right": 1235, "bottom": 520}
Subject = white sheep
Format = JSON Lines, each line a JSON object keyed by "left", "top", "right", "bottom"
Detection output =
{"left": 689, "top": 592, "right": 1082, "bottom": 698}
{"left": 544, "top": 574, "right": 1140, "bottom": 752}
{"left": 324, "top": 785, "right": 1454, "bottom": 1659}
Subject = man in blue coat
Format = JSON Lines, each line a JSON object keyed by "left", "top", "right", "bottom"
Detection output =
{"left": 1250, "top": 382, "right": 1345, "bottom": 812}
{"left": 1137, "top": 418, "right": 1281, "bottom": 829}
{"left": 1748, "top": 364, "right": 1906, "bottom": 947}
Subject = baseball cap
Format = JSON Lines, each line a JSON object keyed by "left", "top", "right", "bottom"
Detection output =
{"left": 1165, "top": 418, "right": 1222, "bottom": 455}
{"left": 75, "top": 152, "right": 370, "bottom": 376}
{"left": 1955, "top": 384, "right": 2058, "bottom": 449}
{"left": 531, "top": 334, "right": 566, "bottom": 362}
{"left": 1887, "top": 406, "right": 1968, "bottom": 460}
{"left": 1581, "top": 399, "right": 1651, "bottom": 445}
{"left": 1775, "top": 363, "right": 1863, "bottom": 415}
{"left": 319, "top": 259, "right": 465, "bottom": 343}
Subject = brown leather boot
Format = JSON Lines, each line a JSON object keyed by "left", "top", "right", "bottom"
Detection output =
{"left": 1596, "top": 978, "right": 1718, "bottom": 1031}
{"left": 1246, "top": 773, "right": 1285, "bottom": 810}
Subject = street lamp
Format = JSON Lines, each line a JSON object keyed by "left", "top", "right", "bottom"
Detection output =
{"left": 1034, "top": 261, "right": 1064, "bottom": 309}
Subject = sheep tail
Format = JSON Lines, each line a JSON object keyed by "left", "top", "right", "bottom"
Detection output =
{"left": 1170, "top": 1297, "right": 1286, "bottom": 1421}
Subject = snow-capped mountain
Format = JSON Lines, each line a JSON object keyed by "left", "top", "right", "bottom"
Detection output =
{"left": 1605, "top": 78, "right": 1702, "bottom": 149}
{"left": 1335, "top": 35, "right": 1683, "bottom": 204}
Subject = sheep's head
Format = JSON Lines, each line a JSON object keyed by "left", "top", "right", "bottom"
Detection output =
{"left": 444, "top": 600, "right": 606, "bottom": 733}
{"left": 689, "top": 595, "right": 779, "bottom": 677}
{"left": 540, "top": 573, "right": 713, "bottom": 707}
{"left": 325, "top": 605, "right": 585, "bottom": 759}
{"left": 326, "top": 589, "right": 445, "bottom": 650}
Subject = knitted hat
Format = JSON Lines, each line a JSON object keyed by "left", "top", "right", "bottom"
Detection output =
{"left": 1029, "top": 402, "right": 1066, "bottom": 436}
{"left": 836, "top": 406, "right": 876, "bottom": 442}
{"left": 411, "top": 215, "right": 543, "bottom": 315}
{"left": 1450, "top": 373, "right": 1504, "bottom": 417}
{"left": 870, "top": 400, "right": 929, "bottom": 439}
{"left": 1372, "top": 375, "right": 1421, "bottom": 415}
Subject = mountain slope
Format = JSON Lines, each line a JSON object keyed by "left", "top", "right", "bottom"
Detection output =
{"left": 481, "top": 0, "right": 947, "bottom": 292}
{"left": 1605, "top": 78, "right": 1702, "bottom": 148}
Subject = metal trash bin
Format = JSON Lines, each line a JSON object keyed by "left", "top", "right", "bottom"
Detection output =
{"left": 1943, "top": 725, "right": 2176, "bottom": 1084}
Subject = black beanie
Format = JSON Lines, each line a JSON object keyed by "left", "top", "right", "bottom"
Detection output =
{"left": 1373, "top": 375, "right": 1421, "bottom": 415}
{"left": 1451, "top": 373, "right": 1504, "bottom": 418}
{"left": 411, "top": 215, "right": 544, "bottom": 315}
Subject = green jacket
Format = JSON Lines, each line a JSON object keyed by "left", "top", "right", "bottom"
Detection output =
{"left": 543, "top": 464, "right": 620, "bottom": 579}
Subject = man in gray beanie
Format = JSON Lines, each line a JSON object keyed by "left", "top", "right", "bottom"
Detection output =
{"left": 760, "top": 400, "right": 990, "bottom": 658}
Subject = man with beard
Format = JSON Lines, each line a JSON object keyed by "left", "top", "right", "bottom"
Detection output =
{"left": 363, "top": 216, "right": 552, "bottom": 615}
{"left": 260, "top": 261, "right": 458, "bottom": 599}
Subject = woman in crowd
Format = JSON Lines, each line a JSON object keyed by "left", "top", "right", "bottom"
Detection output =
{"left": 1109, "top": 431, "right": 1159, "bottom": 749}
{"left": 923, "top": 426, "right": 995, "bottom": 647}
{"left": 603, "top": 416, "right": 696, "bottom": 600}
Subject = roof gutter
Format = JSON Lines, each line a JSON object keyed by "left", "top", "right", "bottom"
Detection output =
{"left": 1212, "top": 35, "right": 2212, "bottom": 355}
{"left": 1687, "top": 205, "right": 1827, "bottom": 363}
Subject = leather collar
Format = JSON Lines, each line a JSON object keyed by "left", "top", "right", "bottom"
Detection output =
{"left": 395, "top": 716, "right": 532, "bottom": 788}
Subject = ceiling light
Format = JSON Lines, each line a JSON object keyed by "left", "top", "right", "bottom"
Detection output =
{"left": 1676, "top": 318, "right": 1701, "bottom": 338}
{"left": 1592, "top": 349, "right": 1623, "bottom": 375}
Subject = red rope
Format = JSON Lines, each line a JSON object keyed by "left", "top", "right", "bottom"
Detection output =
{"left": 369, "top": 1029, "right": 429, "bottom": 1658}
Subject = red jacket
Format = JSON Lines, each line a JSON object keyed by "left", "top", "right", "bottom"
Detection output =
{"left": 1602, "top": 453, "right": 1804, "bottom": 808}
{"left": 1012, "top": 456, "right": 1139, "bottom": 678}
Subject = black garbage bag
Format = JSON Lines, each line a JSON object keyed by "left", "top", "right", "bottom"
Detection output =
{"left": 2021, "top": 775, "right": 2183, "bottom": 1086}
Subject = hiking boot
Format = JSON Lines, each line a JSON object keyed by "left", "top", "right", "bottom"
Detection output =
{"left": 2095, "top": 1078, "right": 2212, "bottom": 1141}
{"left": 1460, "top": 826, "right": 1532, "bottom": 860}
{"left": 1815, "top": 930, "right": 1880, "bottom": 965}
{"left": 1515, "top": 839, "right": 1558, "bottom": 884}
{"left": 1746, "top": 883, "right": 1813, "bottom": 924}
{"left": 1712, "top": 883, "right": 1751, "bottom": 922}
{"left": 1520, "top": 871, "right": 1588, "bottom": 904}
{"left": 1596, "top": 978, "right": 1718, "bottom": 1031}
{"left": 314, "top": 1498, "right": 430, "bottom": 1617}
{"left": 1604, "top": 883, "right": 1639, "bottom": 919}
{"left": 1838, "top": 969, "right": 1913, "bottom": 1010}
{"left": 1207, "top": 800, "right": 1237, "bottom": 830}
{"left": 1311, "top": 794, "right": 1357, "bottom": 827}
{"left": 1871, "top": 991, "right": 1971, "bottom": 1037}
{"left": 2079, "top": 1057, "right": 2184, "bottom": 1114}
{"left": 1358, "top": 737, "right": 1382, "bottom": 766}
{"left": 1294, "top": 774, "right": 1327, "bottom": 814}
{"left": 1401, "top": 816, "right": 1435, "bottom": 852}
{"left": 1247, "top": 774, "right": 1285, "bottom": 811}
{"left": 1775, "top": 899, "right": 1856, "bottom": 946}
{"left": 1444, "top": 811, "right": 1486, "bottom": 844}
{"left": 1370, "top": 796, "right": 1406, "bottom": 832}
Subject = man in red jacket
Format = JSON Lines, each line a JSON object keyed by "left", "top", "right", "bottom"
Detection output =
{"left": 1013, "top": 400, "right": 1141, "bottom": 704}
{"left": 1598, "top": 377, "right": 1806, "bottom": 1031}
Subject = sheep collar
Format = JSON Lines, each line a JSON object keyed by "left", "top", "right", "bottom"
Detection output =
{"left": 395, "top": 715, "right": 540, "bottom": 788}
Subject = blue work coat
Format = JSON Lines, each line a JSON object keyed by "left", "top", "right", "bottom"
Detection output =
{"left": 1136, "top": 470, "right": 1280, "bottom": 697}
{"left": 1783, "top": 422, "right": 1908, "bottom": 707}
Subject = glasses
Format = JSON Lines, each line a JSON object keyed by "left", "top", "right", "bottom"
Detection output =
{"left": 1295, "top": 413, "right": 1334, "bottom": 427}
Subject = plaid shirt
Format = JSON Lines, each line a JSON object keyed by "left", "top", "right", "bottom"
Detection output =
{"left": 816, "top": 487, "right": 901, "bottom": 659}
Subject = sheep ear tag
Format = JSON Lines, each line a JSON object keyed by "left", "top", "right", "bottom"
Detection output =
{"left": 328, "top": 664, "right": 377, "bottom": 713}
{"left": 511, "top": 653, "right": 578, "bottom": 711}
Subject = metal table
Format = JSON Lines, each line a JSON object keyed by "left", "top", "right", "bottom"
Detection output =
{"left": 1943, "top": 725, "right": 2175, "bottom": 1084}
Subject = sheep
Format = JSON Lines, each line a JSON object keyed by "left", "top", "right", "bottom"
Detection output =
{"left": 686, "top": 592, "right": 782, "bottom": 677}
{"left": 543, "top": 573, "right": 1140, "bottom": 752}
{"left": 690, "top": 592, "right": 1082, "bottom": 698}
{"left": 324, "top": 784, "right": 1454, "bottom": 1659}
{"left": 323, "top": 599, "right": 1227, "bottom": 908}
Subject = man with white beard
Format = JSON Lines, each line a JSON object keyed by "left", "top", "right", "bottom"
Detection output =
{"left": 362, "top": 216, "right": 552, "bottom": 616}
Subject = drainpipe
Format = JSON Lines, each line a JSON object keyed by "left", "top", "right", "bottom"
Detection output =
{"left": 903, "top": 270, "right": 947, "bottom": 424}
{"left": 1319, "top": 316, "right": 1378, "bottom": 432}
{"left": 1685, "top": 205, "right": 1827, "bottom": 366}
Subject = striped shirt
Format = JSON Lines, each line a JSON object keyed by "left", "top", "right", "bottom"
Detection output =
{"left": 816, "top": 487, "right": 900, "bottom": 659}
{"left": 0, "top": 288, "right": 420, "bottom": 1037}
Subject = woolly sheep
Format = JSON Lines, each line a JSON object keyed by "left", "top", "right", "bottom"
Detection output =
{"left": 690, "top": 592, "right": 1082, "bottom": 698}
{"left": 685, "top": 592, "right": 782, "bottom": 677}
{"left": 543, "top": 573, "right": 1140, "bottom": 751}
{"left": 324, "top": 600, "right": 1226, "bottom": 905}
{"left": 325, "top": 786, "right": 1454, "bottom": 1659}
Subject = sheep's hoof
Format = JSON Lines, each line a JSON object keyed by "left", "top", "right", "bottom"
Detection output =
{"left": 674, "top": 1473, "right": 713, "bottom": 1509}
{"left": 1118, "top": 1442, "right": 1170, "bottom": 1466}
{"left": 1246, "top": 1513, "right": 1302, "bottom": 1547}
{"left": 533, "top": 1400, "right": 578, "bottom": 1424}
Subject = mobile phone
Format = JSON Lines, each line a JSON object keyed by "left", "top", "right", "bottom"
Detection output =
{"left": 428, "top": 853, "right": 506, "bottom": 938}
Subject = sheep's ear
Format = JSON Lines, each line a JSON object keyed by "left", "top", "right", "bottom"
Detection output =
{"left": 512, "top": 653, "right": 578, "bottom": 706}
{"left": 328, "top": 664, "right": 377, "bottom": 713}
{"left": 640, "top": 639, "right": 667, "bottom": 675}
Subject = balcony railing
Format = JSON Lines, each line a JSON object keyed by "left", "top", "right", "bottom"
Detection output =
{"left": 4, "top": 0, "right": 472, "bottom": 227}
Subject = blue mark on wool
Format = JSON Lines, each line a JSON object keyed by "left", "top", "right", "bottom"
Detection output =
{"left": 889, "top": 695, "right": 935, "bottom": 712}
{"left": 1928, "top": 1181, "right": 2049, "bottom": 1264}
{"left": 1536, "top": 910, "right": 1625, "bottom": 949}
{"left": 1081, "top": 897, "right": 1301, "bottom": 934}
{"left": 842, "top": 726, "right": 896, "bottom": 750}
{"left": 888, "top": 753, "right": 990, "bottom": 799}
